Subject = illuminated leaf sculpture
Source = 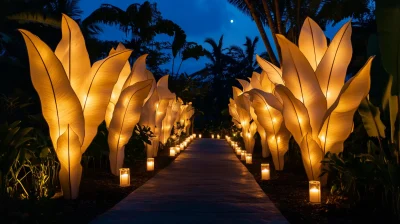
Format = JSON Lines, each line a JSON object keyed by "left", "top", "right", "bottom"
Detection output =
{"left": 250, "top": 106, "right": 270, "bottom": 157}
{"left": 19, "top": 29, "right": 85, "bottom": 150}
{"left": 57, "top": 125, "right": 82, "bottom": 199}
{"left": 19, "top": 29, "right": 85, "bottom": 199}
{"left": 105, "top": 44, "right": 132, "bottom": 128}
{"left": 255, "top": 17, "right": 373, "bottom": 180}
{"left": 160, "top": 98, "right": 182, "bottom": 144}
{"left": 80, "top": 48, "right": 132, "bottom": 152}
{"left": 154, "top": 75, "right": 175, "bottom": 156}
{"left": 248, "top": 88, "right": 291, "bottom": 170}
{"left": 108, "top": 80, "right": 153, "bottom": 175}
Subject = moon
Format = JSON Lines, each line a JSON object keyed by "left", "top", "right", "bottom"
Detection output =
{"left": 230, "top": 19, "right": 234, "bottom": 23}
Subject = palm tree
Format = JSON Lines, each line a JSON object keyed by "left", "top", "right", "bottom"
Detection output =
{"left": 228, "top": 36, "right": 260, "bottom": 78}
{"left": 228, "top": 0, "right": 372, "bottom": 65}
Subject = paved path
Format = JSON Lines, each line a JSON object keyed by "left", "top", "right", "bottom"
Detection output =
{"left": 91, "top": 139, "right": 288, "bottom": 224}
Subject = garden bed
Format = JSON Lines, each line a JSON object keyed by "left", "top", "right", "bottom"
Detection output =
{"left": 1, "top": 148, "right": 176, "bottom": 224}
{"left": 242, "top": 146, "right": 398, "bottom": 224}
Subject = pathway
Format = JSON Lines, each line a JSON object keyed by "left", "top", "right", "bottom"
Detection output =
{"left": 91, "top": 139, "right": 288, "bottom": 224}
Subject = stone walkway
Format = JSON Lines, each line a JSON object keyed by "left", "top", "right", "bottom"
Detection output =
{"left": 91, "top": 139, "right": 288, "bottom": 224}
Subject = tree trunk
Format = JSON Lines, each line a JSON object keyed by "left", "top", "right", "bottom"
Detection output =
{"left": 274, "top": 0, "right": 284, "bottom": 34}
{"left": 261, "top": 0, "right": 282, "bottom": 63}
{"left": 244, "top": 0, "right": 278, "bottom": 66}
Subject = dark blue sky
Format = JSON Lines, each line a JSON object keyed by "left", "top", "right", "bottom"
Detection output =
{"left": 79, "top": 0, "right": 348, "bottom": 74}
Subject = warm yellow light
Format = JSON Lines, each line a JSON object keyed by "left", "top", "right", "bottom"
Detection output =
{"left": 170, "top": 147, "right": 176, "bottom": 157}
{"left": 108, "top": 80, "right": 153, "bottom": 175}
{"left": 245, "top": 153, "right": 252, "bottom": 164}
{"left": 175, "top": 146, "right": 181, "bottom": 154}
{"left": 119, "top": 168, "right": 130, "bottom": 187}
{"left": 217, "top": 134, "right": 220, "bottom": 139}
{"left": 241, "top": 150, "right": 246, "bottom": 161}
{"left": 309, "top": 181, "right": 321, "bottom": 203}
{"left": 236, "top": 148, "right": 242, "bottom": 156}
{"left": 261, "top": 163, "right": 270, "bottom": 180}
{"left": 320, "top": 135, "right": 326, "bottom": 142}
{"left": 147, "top": 158, "right": 154, "bottom": 171}
{"left": 199, "top": 134, "right": 202, "bottom": 138}
{"left": 272, "top": 118, "right": 276, "bottom": 123}
{"left": 212, "top": 134, "right": 215, "bottom": 139}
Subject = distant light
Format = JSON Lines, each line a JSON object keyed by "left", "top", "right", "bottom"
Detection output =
{"left": 230, "top": 19, "right": 234, "bottom": 23}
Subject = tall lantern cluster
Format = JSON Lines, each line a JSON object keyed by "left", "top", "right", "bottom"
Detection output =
{"left": 227, "top": 17, "right": 373, "bottom": 183}
{"left": 20, "top": 14, "right": 196, "bottom": 199}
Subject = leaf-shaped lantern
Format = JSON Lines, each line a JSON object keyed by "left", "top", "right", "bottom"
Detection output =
{"left": 250, "top": 105, "right": 270, "bottom": 157}
{"left": 315, "top": 20, "right": 352, "bottom": 108}
{"left": 105, "top": 43, "right": 132, "bottom": 128}
{"left": 153, "top": 75, "right": 176, "bottom": 156}
{"left": 80, "top": 49, "right": 132, "bottom": 152}
{"left": 19, "top": 29, "right": 85, "bottom": 199}
{"left": 248, "top": 89, "right": 290, "bottom": 170}
{"left": 298, "top": 17, "right": 328, "bottom": 71}
{"left": 277, "top": 34, "right": 327, "bottom": 140}
{"left": 55, "top": 14, "right": 91, "bottom": 101}
{"left": 318, "top": 57, "right": 373, "bottom": 154}
{"left": 57, "top": 125, "right": 82, "bottom": 199}
{"left": 108, "top": 80, "right": 153, "bottom": 175}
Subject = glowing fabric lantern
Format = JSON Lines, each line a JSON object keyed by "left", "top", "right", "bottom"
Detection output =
{"left": 255, "top": 18, "right": 373, "bottom": 181}
{"left": 108, "top": 80, "right": 152, "bottom": 175}
{"left": 147, "top": 158, "right": 154, "bottom": 171}
{"left": 105, "top": 43, "right": 132, "bottom": 128}
{"left": 247, "top": 89, "right": 291, "bottom": 170}
{"left": 119, "top": 168, "right": 130, "bottom": 187}
{"left": 236, "top": 148, "right": 242, "bottom": 156}
{"left": 199, "top": 134, "right": 202, "bottom": 138}
{"left": 212, "top": 134, "right": 215, "bottom": 139}
{"left": 309, "top": 181, "right": 321, "bottom": 203}
{"left": 217, "top": 134, "right": 220, "bottom": 139}
{"left": 57, "top": 126, "right": 82, "bottom": 199}
{"left": 56, "top": 15, "right": 133, "bottom": 153}
{"left": 154, "top": 75, "right": 176, "bottom": 156}
{"left": 19, "top": 29, "right": 85, "bottom": 199}
{"left": 175, "top": 145, "right": 181, "bottom": 154}
{"left": 261, "top": 164, "right": 270, "bottom": 180}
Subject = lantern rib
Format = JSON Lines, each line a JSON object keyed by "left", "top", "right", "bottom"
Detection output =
{"left": 308, "top": 19, "right": 318, "bottom": 69}
{"left": 324, "top": 22, "right": 351, "bottom": 97}
{"left": 64, "top": 15, "right": 72, "bottom": 80}
{"left": 304, "top": 134, "right": 315, "bottom": 180}
{"left": 67, "top": 125, "right": 72, "bottom": 200}
{"left": 287, "top": 46, "right": 305, "bottom": 102}
{"left": 22, "top": 32, "right": 61, "bottom": 141}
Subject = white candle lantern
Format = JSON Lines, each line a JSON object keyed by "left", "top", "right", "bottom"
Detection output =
{"left": 261, "top": 164, "right": 270, "bottom": 180}
{"left": 236, "top": 148, "right": 241, "bottom": 156}
{"left": 309, "top": 181, "right": 321, "bottom": 204}
{"left": 241, "top": 151, "right": 246, "bottom": 161}
{"left": 175, "top": 145, "right": 181, "bottom": 154}
{"left": 147, "top": 158, "right": 155, "bottom": 171}
{"left": 180, "top": 144, "right": 185, "bottom": 151}
{"left": 194, "top": 134, "right": 197, "bottom": 138}
{"left": 170, "top": 147, "right": 176, "bottom": 157}
{"left": 217, "top": 134, "right": 220, "bottom": 139}
{"left": 245, "top": 153, "right": 252, "bottom": 164}
{"left": 119, "top": 168, "right": 130, "bottom": 187}
{"left": 199, "top": 134, "right": 202, "bottom": 138}
{"left": 183, "top": 141, "right": 188, "bottom": 147}
{"left": 211, "top": 134, "right": 215, "bottom": 139}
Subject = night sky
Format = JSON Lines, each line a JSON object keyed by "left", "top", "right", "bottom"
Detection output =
{"left": 79, "top": 0, "right": 348, "bottom": 75}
